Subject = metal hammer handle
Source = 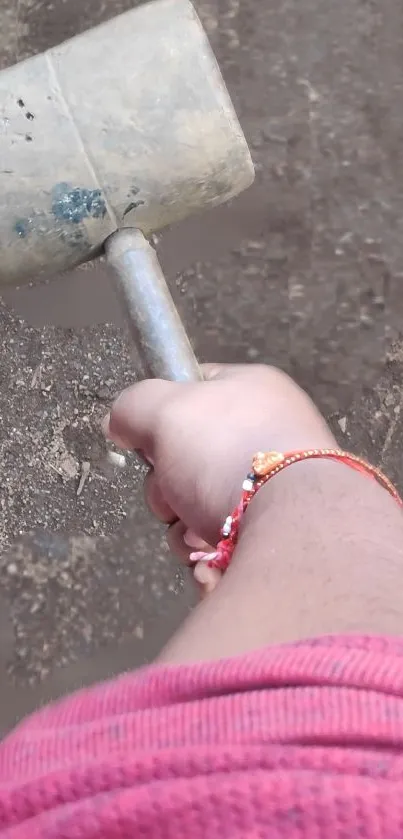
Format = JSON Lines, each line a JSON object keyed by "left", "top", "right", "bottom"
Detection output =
{"left": 106, "top": 229, "right": 201, "bottom": 382}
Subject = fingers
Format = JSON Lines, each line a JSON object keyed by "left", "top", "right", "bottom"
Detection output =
{"left": 144, "top": 470, "right": 176, "bottom": 523}
{"left": 166, "top": 519, "right": 213, "bottom": 561}
{"left": 104, "top": 378, "right": 179, "bottom": 460}
{"left": 166, "top": 520, "right": 193, "bottom": 561}
{"left": 144, "top": 470, "right": 222, "bottom": 597}
{"left": 104, "top": 365, "right": 250, "bottom": 457}
{"left": 145, "top": 480, "right": 215, "bottom": 560}
{"left": 193, "top": 562, "right": 222, "bottom": 597}
{"left": 165, "top": 520, "right": 222, "bottom": 597}
{"left": 183, "top": 529, "right": 210, "bottom": 551}
{"left": 140, "top": 462, "right": 222, "bottom": 602}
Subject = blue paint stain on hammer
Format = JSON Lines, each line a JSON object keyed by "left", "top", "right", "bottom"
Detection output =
{"left": 14, "top": 183, "right": 106, "bottom": 241}
{"left": 52, "top": 182, "right": 107, "bottom": 224}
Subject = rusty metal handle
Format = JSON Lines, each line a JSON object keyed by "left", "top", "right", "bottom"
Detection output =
{"left": 105, "top": 228, "right": 201, "bottom": 382}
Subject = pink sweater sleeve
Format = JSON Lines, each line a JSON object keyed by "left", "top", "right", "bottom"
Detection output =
{"left": 0, "top": 635, "right": 403, "bottom": 837}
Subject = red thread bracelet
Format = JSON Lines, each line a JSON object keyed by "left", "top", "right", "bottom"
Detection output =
{"left": 189, "top": 448, "right": 403, "bottom": 573}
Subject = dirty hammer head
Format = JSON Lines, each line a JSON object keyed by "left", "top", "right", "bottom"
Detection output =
{"left": 0, "top": 0, "right": 254, "bottom": 286}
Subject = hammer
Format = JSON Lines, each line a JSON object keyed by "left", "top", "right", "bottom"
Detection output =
{"left": 0, "top": 0, "right": 254, "bottom": 382}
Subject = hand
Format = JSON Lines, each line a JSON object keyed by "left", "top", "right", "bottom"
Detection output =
{"left": 104, "top": 365, "right": 336, "bottom": 566}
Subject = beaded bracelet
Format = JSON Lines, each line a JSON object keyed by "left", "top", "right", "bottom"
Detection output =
{"left": 189, "top": 448, "right": 403, "bottom": 574}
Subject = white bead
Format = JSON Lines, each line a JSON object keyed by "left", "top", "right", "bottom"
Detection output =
{"left": 222, "top": 515, "right": 233, "bottom": 536}
{"left": 242, "top": 479, "right": 254, "bottom": 492}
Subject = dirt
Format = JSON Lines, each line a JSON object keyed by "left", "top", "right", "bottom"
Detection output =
{"left": 330, "top": 338, "right": 403, "bottom": 486}
{"left": 1, "top": 0, "right": 403, "bottom": 730}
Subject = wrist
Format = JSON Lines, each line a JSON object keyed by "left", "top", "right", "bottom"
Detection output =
{"left": 220, "top": 426, "right": 338, "bottom": 533}
{"left": 240, "top": 455, "right": 396, "bottom": 536}
{"left": 225, "top": 454, "right": 403, "bottom": 642}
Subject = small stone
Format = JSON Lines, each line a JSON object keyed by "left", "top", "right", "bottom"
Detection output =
{"left": 244, "top": 263, "right": 260, "bottom": 276}
{"left": 107, "top": 451, "right": 126, "bottom": 469}
{"left": 338, "top": 416, "right": 347, "bottom": 434}
{"left": 360, "top": 312, "right": 374, "bottom": 328}
{"left": 59, "top": 453, "right": 79, "bottom": 481}
{"left": 7, "top": 562, "right": 18, "bottom": 576}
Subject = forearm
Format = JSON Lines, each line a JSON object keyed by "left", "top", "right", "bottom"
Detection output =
{"left": 159, "top": 460, "right": 403, "bottom": 663}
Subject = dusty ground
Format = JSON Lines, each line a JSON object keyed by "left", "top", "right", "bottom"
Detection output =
{"left": 1, "top": 0, "right": 403, "bottom": 731}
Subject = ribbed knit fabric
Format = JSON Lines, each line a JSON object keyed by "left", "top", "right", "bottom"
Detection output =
{"left": 1, "top": 635, "right": 403, "bottom": 836}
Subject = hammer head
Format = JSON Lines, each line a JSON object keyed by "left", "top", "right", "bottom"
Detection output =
{"left": 0, "top": 0, "right": 254, "bottom": 286}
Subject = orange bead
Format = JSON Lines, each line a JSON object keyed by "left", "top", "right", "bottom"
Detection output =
{"left": 252, "top": 451, "right": 284, "bottom": 477}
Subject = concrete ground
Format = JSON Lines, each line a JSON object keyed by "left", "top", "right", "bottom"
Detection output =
{"left": 1, "top": 0, "right": 403, "bottom": 732}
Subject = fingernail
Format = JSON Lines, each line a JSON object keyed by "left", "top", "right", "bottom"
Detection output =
{"left": 184, "top": 530, "right": 209, "bottom": 550}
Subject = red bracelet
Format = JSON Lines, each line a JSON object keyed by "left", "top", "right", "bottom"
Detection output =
{"left": 189, "top": 448, "right": 403, "bottom": 573}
